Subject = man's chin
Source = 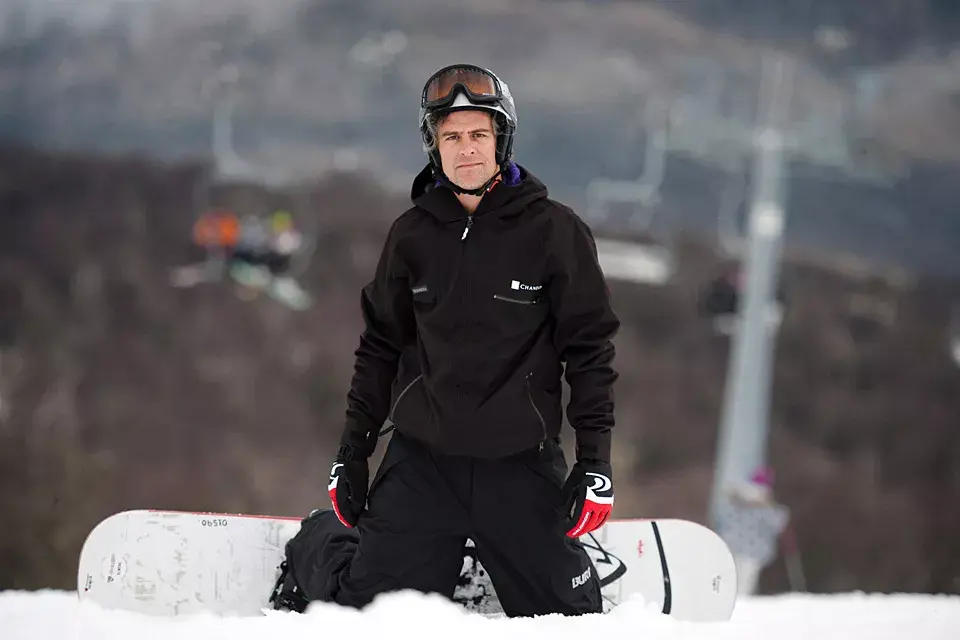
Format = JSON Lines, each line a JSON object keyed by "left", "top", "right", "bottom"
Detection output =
{"left": 452, "top": 171, "right": 490, "bottom": 192}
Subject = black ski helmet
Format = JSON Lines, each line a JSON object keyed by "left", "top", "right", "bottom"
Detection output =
{"left": 418, "top": 64, "right": 518, "bottom": 175}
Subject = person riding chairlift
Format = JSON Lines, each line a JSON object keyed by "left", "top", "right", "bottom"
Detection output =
{"left": 700, "top": 264, "right": 786, "bottom": 336}
{"left": 264, "top": 209, "right": 303, "bottom": 278}
{"left": 170, "top": 210, "right": 241, "bottom": 288}
{"left": 227, "top": 210, "right": 312, "bottom": 310}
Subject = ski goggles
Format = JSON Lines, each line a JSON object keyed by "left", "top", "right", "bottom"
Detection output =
{"left": 422, "top": 64, "right": 504, "bottom": 109}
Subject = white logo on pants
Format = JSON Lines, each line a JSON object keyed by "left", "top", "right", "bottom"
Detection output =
{"left": 571, "top": 566, "right": 592, "bottom": 589}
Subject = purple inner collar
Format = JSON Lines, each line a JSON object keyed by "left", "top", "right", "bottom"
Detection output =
{"left": 502, "top": 161, "right": 521, "bottom": 186}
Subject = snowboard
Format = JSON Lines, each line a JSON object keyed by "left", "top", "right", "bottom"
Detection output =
{"left": 77, "top": 509, "right": 737, "bottom": 622}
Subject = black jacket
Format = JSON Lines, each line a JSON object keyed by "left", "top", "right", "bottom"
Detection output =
{"left": 343, "top": 164, "right": 620, "bottom": 462}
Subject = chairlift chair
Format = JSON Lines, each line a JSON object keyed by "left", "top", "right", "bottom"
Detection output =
{"left": 586, "top": 102, "right": 675, "bottom": 286}
{"left": 699, "top": 264, "right": 786, "bottom": 337}
{"left": 227, "top": 205, "right": 315, "bottom": 311}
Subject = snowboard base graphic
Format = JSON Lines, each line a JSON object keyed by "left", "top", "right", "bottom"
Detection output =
{"left": 77, "top": 510, "right": 737, "bottom": 622}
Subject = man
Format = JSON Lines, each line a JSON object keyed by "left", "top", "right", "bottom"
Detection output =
{"left": 316, "top": 64, "right": 620, "bottom": 617}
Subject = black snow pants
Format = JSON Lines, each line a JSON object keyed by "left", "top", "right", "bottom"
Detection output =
{"left": 308, "top": 430, "right": 602, "bottom": 617}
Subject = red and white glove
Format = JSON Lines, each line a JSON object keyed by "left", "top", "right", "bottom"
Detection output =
{"left": 560, "top": 460, "right": 614, "bottom": 538}
{"left": 328, "top": 455, "right": 368, "bottom": 528}
{"left": 328, "top": 432, "right": 375, "bottom": 528}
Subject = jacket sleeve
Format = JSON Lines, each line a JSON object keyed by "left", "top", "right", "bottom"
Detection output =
{"left": 547, "top": 212, "right": 620, "bottom": 463}
{"left": 343, "top": 220, "right": 415, "bottom": 449}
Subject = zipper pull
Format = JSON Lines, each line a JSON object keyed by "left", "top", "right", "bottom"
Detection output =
{"left": 461, "top": 215, "right": 473, "bottom": 241}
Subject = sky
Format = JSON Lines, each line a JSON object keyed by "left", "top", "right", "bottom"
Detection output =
{"left": 2, "top": 589, "right": 960, "bottom": 640}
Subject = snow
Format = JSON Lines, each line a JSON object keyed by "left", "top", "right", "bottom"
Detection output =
{"left": 3, "top": 589, "right": 960, "bottom": 640}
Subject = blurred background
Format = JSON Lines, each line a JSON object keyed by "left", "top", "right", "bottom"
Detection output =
{"left": 1, "top": 0, "right": 959, "bottom": 597}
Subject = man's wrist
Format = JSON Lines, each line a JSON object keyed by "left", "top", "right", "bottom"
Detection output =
{"left": 338, "top": 426, "right": 377, "bottom": 460}
{"left": 574, "top": 431, "right": 611, "bottom": 463}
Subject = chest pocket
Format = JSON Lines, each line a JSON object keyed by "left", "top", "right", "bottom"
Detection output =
{"left": 488, "top": 278, "right": 548, "bottom": 338}
{"left": 493, "top": 286, "right": 543, "bottom": 306}
{"left": 481, "top": 231, "right": 550, "bottom": 331}
{"left": 411, "top": 283, "right": 436, "bottom": 316}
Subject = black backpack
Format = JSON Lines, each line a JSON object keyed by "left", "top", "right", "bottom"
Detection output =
{"left": 268, "top": 508, "right": 359, "bottom": 612}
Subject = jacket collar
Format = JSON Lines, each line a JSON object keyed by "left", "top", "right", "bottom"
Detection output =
{"left": 410, "top": 162, "right": 548, "bottom": 223}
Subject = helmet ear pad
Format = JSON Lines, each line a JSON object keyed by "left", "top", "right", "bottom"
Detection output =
{"left": 421, "top": 106, "right": 515, "bottom": 172}
{"left": 493, "top": 110, "right": 516, "bottom": 167}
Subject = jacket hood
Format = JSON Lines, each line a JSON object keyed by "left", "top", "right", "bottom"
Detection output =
{"left": 410, "top": 162, "right": 548, "bottom": 222}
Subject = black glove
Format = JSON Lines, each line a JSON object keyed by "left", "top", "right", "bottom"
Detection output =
{"left": 559, "top": 459, "right": 614, "bottom": 538}
{"left": 327, "top": 430, "right": 376, "bottom": 528}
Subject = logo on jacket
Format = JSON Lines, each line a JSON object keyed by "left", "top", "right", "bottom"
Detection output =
{"left": 510, "top": 280, "right": 542, "bottom": 291}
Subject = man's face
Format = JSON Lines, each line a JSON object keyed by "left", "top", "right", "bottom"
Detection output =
{"left": 437, "top": 110, "right": 498, "bottom": 190}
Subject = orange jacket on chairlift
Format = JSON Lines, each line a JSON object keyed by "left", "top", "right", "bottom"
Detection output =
{"left": 192, "top": 211, "right": 240, "bottom": 248}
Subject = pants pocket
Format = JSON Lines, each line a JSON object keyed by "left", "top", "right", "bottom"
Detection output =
{"left": 521, "top": 437, "right": 567, "bottom": 489}
{"left": 367, "top": 433, "right": 411, "bottom": 500}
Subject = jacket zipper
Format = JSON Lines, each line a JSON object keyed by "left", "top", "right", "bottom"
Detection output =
{"left": 457, "top": 214, "right": 473, "bottom": 403}
{"left": 494, "top": 294, "right": 539, "bottom": 305}
{"left": 387, "top": 374, "right": 423, "bottom": 424}
{"left": 525, "top": 373, "right": 548, "bottom": 451}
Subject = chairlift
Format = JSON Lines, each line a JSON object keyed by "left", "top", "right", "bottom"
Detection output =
{"left": 169, "top": 160, "right": 237, "bottom": 288}
{"left": 169, "top": 173, "right": 317, "bottom": 311}
{"left": 699, "top": 264, "right": 786, "bottom": 336}
{"left": 594, "top": 237, "right": 673, "bottom": 286}
{"left": 586, "top": 102, "right": 675, "bottom": 285}
{"left": 585, "top": 109, "right": 666, "bottom": 231}
{"left": 170, "top": 68, "right": 318, "bottom": 311}
{"left": 226, "top": 206, "right": 315, "bottom": 311}
{"left": 704, "top": 156, "right": 790, "bottom": 336}
{"left": 205, "top": 63, "right": 296, "bottom": 187}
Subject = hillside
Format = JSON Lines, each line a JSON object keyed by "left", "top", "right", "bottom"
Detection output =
{"left": 1, "top": 146, "right": 958, "bottom": 594}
